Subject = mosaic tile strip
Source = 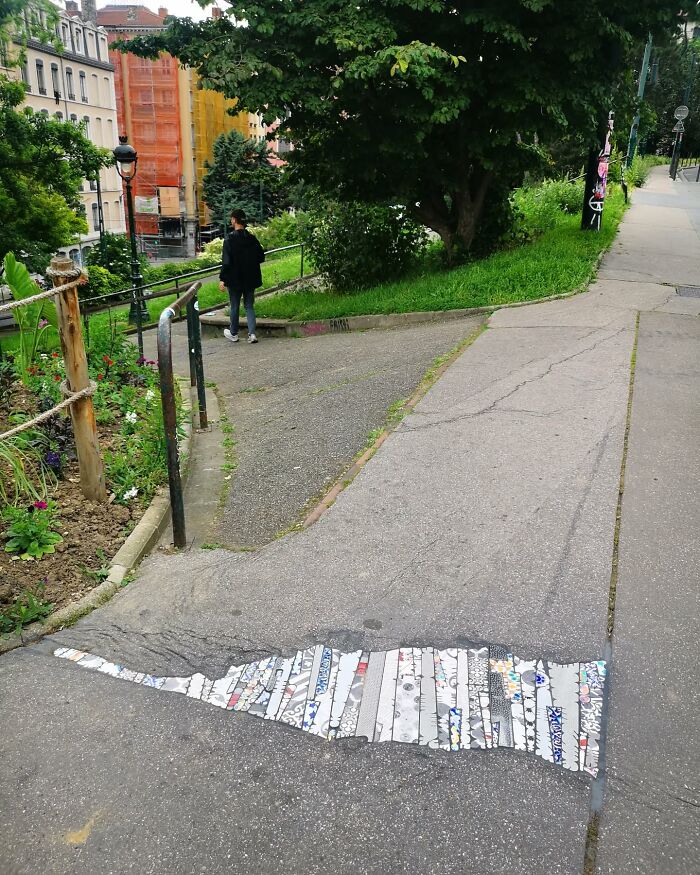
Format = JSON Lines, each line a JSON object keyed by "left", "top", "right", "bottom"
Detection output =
{"left": 53, "top": 644, "right": 607, "bottom": 776}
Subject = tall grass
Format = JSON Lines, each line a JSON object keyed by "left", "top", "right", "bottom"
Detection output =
{"left": 256, "top": 188, "right": 626, "bottom": 321}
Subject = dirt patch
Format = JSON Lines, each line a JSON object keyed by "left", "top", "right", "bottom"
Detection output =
{"left": 0, "top": 473, "right": 139, "bottom": 615}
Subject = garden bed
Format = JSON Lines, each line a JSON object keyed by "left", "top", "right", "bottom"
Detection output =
{"left": 0, "top": 324, "right": 174, "bottom": 636}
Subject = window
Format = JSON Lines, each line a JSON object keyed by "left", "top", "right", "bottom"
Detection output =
{"left": 40, "top": 109, "right": 49, "bottom": 116}
{"left": 75, "top": 29, "right": 83, "bottom": 53}
{"left": 70, "top": 113, "right": 78, "bottom": 124}
{"left": 36, "top": 60, "right": 46, "bottom": 94}
{"left": 0, "top": 37, "right": 9, "bottom": 68}
{"left": 103, "top": 77, "right": 111, "bottom": 107}
{"left": 82, "top": 115, "right": 90, "bottom": 137}
{"left": 61, "top": 24, "right": 69, "bottom": 47}
{"left": 91, "top": 203, "right": 99, "bottom": 232}
{"left": 69, "top": 249, "right": 79, "bottom": 264}
{"left": 94, "top": 116, "right": 102, "bottom": 143}
{"left": 87, "top": 32, "right": 95, "bottom": 59}
{"left": 103, "top": 202, "right": 111, "bottom": 225}
{"left": 65, "top": 68, "right": 75, "bottom": 99}
{"left": 55, "top": 111, "right": 63, "bottom": 121}
{"left": 51, "top": 63, "right": 61, "bottom": 100}
{"left": 79, "top": 71, "right": 87, "bottom": 102}
{"left": 20, "top": 61, "right": 31, "bottom": 92}
{"left": 91, "top": 73, "right": 98, "bottom": 103}
{"left": 89, "top": 178, "right": 97, "bottom": 191}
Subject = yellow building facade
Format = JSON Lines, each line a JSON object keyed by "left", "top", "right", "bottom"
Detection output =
{"left": 189, "top": 71, "right": 249, "bottom": 228}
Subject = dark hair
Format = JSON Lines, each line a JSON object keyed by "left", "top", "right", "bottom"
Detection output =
{"left": 230, "top": 208, "right": 248, "bottom": 226}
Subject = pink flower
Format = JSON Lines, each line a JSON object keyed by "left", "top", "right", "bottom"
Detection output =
{"left": 33, "top": 500, "right": 48, "bottom": 510}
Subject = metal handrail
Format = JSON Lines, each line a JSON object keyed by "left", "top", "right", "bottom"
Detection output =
{"left": 81, "top": 243, "right": 304, "bottom": 311}
{"left": 157, "top": 280, "right": 206, "bottom": 548}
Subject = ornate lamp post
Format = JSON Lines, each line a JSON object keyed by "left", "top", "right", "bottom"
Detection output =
{"left": 113, "top": 135, "right": 149, "bottom": 357}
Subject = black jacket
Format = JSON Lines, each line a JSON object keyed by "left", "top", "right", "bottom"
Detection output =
{"left": 219, "top": 230, "right": 265, "bottom": 289}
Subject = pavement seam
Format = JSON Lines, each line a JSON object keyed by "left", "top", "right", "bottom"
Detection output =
{"left": 301, "top": 321, "right": 487, "bottom": 529}
{"left": 582, "top": 310, "right": 641, "bottom": 875}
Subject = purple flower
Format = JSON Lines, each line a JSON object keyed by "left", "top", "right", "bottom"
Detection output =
{"left": 33, "top": 500, "right": 48, "bottom": 510}
{"left": 38, "top": 318, "right": 49, "bottom": 328}
{"left": 45, "top": 451, "right": 61, "bottom": 469}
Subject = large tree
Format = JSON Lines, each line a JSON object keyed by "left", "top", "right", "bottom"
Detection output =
{"left": 1, "top": 0, "right": 111, "bottom": 270}
{"left": 120, "top": 1, "right": 681, "bottom": 259}
{"left": 0, "top": 77, "right": 109, "bottom": 271}
{"left": 202, "top": 129, "right": 282, "bottom": 230}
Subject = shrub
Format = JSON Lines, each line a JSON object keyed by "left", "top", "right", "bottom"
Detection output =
{"left": 302, "top": 203, "right": 427, "bottom": 292}
{"left": 85, "top": 233, "right": 147, "bottom": 281}
{"left": 248, "top": 212, "right": 305, "bottom": 251}
{"left": 80, "top": 264, "right": 125, "bottom": 303}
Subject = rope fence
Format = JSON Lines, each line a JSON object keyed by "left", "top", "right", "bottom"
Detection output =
{"left": 0, "top": 381, "right": 97, "bottom": 441}
{"left": 1, "top": 260, "right": 106, "bottom": 500}
{"left": 0, "top": 277, "right": 83, "bottom": 313}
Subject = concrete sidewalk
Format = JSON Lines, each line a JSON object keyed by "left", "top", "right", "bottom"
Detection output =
{"left": 0, "top": 167, "right": 698, "bottom": 875}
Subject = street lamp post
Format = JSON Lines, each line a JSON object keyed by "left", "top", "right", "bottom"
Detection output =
{"left": 113, "top": 135, "right": 149, "bottom": 357}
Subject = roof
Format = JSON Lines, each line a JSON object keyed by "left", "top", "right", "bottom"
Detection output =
{"left": 96, "top": 5, "right": 166, "bottom": 29}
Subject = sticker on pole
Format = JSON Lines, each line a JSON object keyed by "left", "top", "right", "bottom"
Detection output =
{"left": 674, "top": 105, "right": 689, "bottom": 120}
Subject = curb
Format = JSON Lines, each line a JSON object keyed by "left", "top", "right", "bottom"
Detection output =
{"left": 298, "top": 247, "right": 611, "bottom": 527}
{"left": 302, "top": 322, "right": 487, "bottom": 528}
{"left": 0, "top": 379, "right": 194, "bottom": 656}
{"left": 198, "top": 274, "right": 603, "bottom": 340}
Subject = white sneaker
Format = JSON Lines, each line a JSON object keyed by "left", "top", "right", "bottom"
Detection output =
{"left": 223, "top": 329, "right": 239, "bottom": 343}
{"left": 248, "top": 333, "right": 258, "bottom": 344}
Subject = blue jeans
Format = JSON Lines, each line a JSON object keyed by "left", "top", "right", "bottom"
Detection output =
{"left": 228, "top": 286, "right": 256, "bottom": 336}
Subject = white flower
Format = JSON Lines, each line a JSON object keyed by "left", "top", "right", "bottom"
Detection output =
{"left": 40, "top": 353, "right": 48, "bottom": 360}
{"left": 122, "top": 487, "right": 138, "bottom": 500}
{"left": 144, "top": 389, "right": 155, "bottom": 403}
{"left": 125, "top": 411, "right": 138, "bottom": 424}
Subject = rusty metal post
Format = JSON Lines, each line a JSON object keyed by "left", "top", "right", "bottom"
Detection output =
{"left": 157, "top": 305, "right": 186, "bottom": 547}
{"left": 47, "top": 255, "right": 107, "bottom": 502}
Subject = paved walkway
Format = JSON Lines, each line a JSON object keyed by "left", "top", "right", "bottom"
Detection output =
{"left": 1, "top": 168, "right": 698, "bottom": 874}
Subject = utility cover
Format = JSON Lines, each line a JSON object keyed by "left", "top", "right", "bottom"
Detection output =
{"left": 676, "top": 286, "right": 700, "bottom": 298}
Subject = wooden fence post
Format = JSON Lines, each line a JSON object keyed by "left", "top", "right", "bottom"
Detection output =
{"left": 47, "top": 255, "right": 107, "bottom": 502}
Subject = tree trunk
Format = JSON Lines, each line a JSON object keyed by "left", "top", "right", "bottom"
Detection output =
{"left": 411, "top": 168, "right": 494, "bottom": 265}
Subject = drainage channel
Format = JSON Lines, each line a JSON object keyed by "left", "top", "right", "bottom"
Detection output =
{"left": 582, "top": 311, "right": 641, "bottom": 875}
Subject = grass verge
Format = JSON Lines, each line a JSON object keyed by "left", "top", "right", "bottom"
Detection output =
{"left": 256, "top": 189, "right": 626, "bottom": 322}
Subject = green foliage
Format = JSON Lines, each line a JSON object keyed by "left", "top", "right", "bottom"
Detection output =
{"left": 248, "top": 212, "right": 305, "bottom": 251}
{"left": 202, "top": 129, "right": 284, "bottom": 230}
{"left": 0, "top": 76, "right": 111, "bottom": 271}
{"left": 121, "top": 0, "right": 679, "bottom": 254}
{"left": 638, "top": 35, "right": 700, "bottom": 157}
{"left": 302, "top": 203, "right": 427, "bottom": 292}
{"left": 0, "top": 434, "right": 49, "bottom": 505}
{"left": 257, "top": 188, "right": 626, "bottom": 321}
{"left": 512, "top": 179, "right": 586, "bottom": 237}
{"left": 0, "top": 587, "right": 53, "bottom": 636}
{"left": 2, "top": 252, "right": 57, "bottom": 382}
{"left": 3, "top": 499, "right": 62, "bottom": 560}
{"left": 201, "top": 237, "right": 223, "bottom": 263}
{"left": 85, "top": 233, "right": 146, "bottom": 282}
{"left": 142, "top": 258, "right": 208, "bottom": 284}
{"left": 80, "top": 264, "right": 125, "bottom": 302}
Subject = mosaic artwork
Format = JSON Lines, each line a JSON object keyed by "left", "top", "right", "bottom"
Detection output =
{"left": 54, "top": 644, "right": 606, "bottom": 776}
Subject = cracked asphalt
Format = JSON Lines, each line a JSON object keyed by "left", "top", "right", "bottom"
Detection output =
{"left": 0, "top": 168, "right": 698, "bottom": 875}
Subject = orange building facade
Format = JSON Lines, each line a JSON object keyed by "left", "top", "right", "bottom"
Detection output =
{"left": 98, "top": 4, "right": 189, "bottom": 254}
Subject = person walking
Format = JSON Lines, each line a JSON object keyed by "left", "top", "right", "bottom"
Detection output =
{"left": 218, "top": 208, "right": 265, "bottom": 344}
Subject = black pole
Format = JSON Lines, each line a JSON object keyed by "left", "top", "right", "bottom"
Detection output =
{"left": 95, "top": 172, "right": 104, "bottom": 243}
{"left": 581, "top": 112, "right": 614, "bottom": 232}
{"left": 187, "top": 297, "right": 208, "bottom": 429}
{"left": 124, "top": 176, "right": 148, "bottom": 355}
{"left": 157, "top": 306, "right": 186, "bottom": 548}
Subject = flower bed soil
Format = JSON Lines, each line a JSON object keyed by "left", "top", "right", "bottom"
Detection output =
{"left": 0, "top": 369, "right": 154, "bottom": 621}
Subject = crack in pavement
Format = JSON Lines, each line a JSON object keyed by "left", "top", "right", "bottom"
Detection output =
{"left": 400, "top": 326, "right": 628, "bottom": 434}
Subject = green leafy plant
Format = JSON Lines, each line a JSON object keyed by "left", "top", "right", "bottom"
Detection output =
{"left": 0, "top": 436, "right": 49, "bottom": 505}
{"left": 0, "top": 587, "right": 54, "bottom": 636}
{"left": 303, "top": 203, "right": 427, "bottom": 292}
{"left": 3, "top": 499, "right": 62, "bottom": 560}
{"left": 2, "top": 252, "right": 57, "bottom": 382}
